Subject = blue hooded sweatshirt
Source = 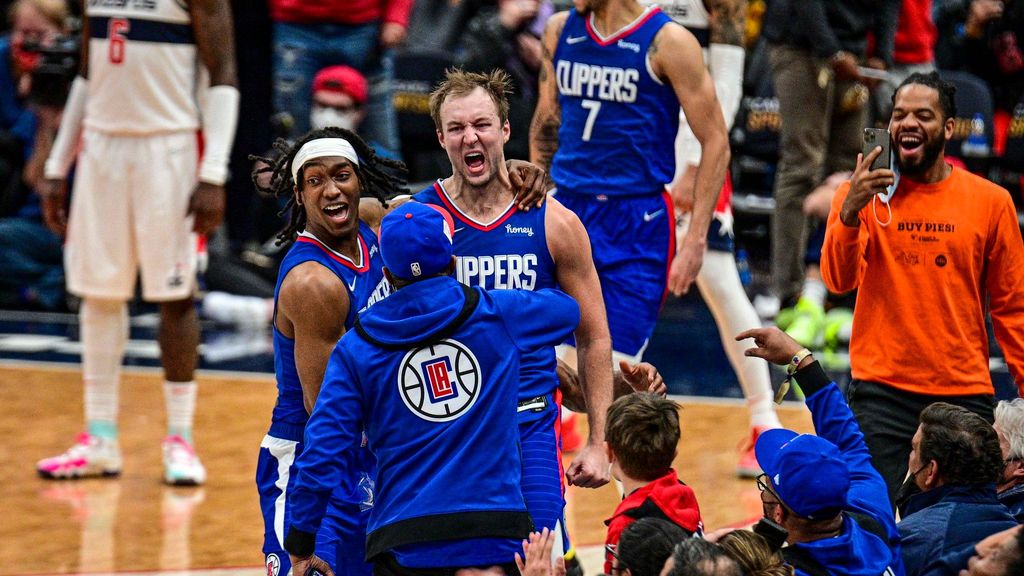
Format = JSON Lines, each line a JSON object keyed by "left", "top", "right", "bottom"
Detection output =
{"left": 285, "top": 275, "right": 580, "bottom": 570}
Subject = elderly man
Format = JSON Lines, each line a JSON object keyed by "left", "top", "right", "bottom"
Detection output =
{"left": 994, "top": 399, "right": 1024, "bottom": 522}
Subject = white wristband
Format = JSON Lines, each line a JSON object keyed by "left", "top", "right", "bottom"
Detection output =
{"left": 44, "top": 76, "right": 89, "bottom": 180}
{"left": 708, "top": 43, "right": 745, "bottom": 131}
{"left": 198, "top": 85, "right": 240, "bottom": 186}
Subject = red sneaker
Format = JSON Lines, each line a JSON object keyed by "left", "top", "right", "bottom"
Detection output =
{"left": 736, "top": 427, "right": 766, "bottom": 478}
{"left": 560, "top": 412, "right": 583, "bottom": 454}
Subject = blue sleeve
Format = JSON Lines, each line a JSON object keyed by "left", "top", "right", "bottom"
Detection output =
{"left": 492, "top": 288, "right": 580, "bottom": 353}
{"left": 287, "top": 344, "right": 364, "bottom": 537}
{"left": 798, "top": 363, "right": 900, "bottom": 543}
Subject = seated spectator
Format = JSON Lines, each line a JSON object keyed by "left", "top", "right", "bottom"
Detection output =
{"left": 603, "top": 392, "right": 703, "bottom": 574}
{"left": 962, "top": 524, "right": 1024, "bottom": 576}
{"left": 738, "top": 326, "right": 903, "bottom": 576}
{"left": 0, "top": 0, "right": 68, "bottom": 311}
{"left": 716, "top": 530, "right": 793, "bottom": 576}
{"left": 994, "top": 399, "right": 1024, "bottom": 522}
{"left": 899, "top": 402, "right": 1019, "bottom": 575}
{"left": 309, "top": 65, "right": 367, "bottom": 135}
{"left": 610, "top": 518, "right": 689, "bottom": 576}
{"left": 661, "top": 539, "right": 742, "bottom": 576}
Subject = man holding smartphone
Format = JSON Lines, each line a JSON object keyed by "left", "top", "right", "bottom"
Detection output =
{"left": 821, "top": 71, "right": 1024, "bottom": 502}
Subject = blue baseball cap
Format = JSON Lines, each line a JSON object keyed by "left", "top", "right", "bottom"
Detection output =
{"left": 755, "top": 429, "right": 850, "bottom": 520}
{"left": 379, "top": 202, "right": 455, "bottom": 281}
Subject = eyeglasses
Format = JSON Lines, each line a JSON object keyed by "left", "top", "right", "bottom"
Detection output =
{"left": 605, "top": 544, "right": 626, "bottom": 574}
{"left": 756, "top": 473, "right": 771, "bottom": 492}
{"left": 604, "top": 543, "right": 618, "bottom": 560}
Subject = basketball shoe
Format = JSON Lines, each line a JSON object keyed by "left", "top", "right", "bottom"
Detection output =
{"left": 37, "top": 433, "right": 122, "bottom": 479}
{"left": 736, "top": 427, "right": 766, "bottom": 478}
{"left": 162, "top": 435, "right": 207, "bottom": 486}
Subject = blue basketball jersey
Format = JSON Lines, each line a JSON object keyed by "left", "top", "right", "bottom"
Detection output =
{"left": 413, "top": 182, "right": 561, "bottom": 409}
{"left": 271, "top": 223, "right": 391, "bottom": 434}
{"left": 552, "top": 7, "right": 680, "bottom": 197}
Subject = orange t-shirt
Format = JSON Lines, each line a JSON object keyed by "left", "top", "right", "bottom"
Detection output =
{"left": 822, "top": 166, "right": 1024, "bottom": 396}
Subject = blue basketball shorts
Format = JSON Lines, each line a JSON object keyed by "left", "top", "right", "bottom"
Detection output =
{"left": 555, "top": 190, "right": 675, "bottom": 358}
{"left": 518, "top": 403, "right": 570, "bottom": 554}
{"left": 257, "top": 434, "right": 373, "bottom": 576}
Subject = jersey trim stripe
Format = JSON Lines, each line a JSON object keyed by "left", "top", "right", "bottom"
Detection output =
{"left": 295, "top": 234, "right": 370, "bottom": 272}
{"left": 433, "top": 181, "right": 519, "bottom": 232}
{"left": 585, "top": 6, "right": 660, "bottom": 46}
{"left": 659, "top": 189, "right": 676, "bottom": 306}
{"left": 89, "top": 16, "right": 195, "bottom": 45}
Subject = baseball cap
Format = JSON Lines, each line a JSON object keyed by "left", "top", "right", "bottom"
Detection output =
{"left": 755, "top": 429, "right": 851, "bottom": 520}
{"left": 379, "top": 203, "right": 455, "bottom": 281}
{"left": 312, "top": 65, "right": 368, "bottom": 105}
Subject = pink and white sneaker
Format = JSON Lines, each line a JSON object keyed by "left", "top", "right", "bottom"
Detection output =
{"left": 736, "top": 427, "right": 766, "bottom": 479}
{"left": 162, "top": 435, "right": 206, "bottom": 486}
{"left": 37, "top": 433, "right": 122, "bottom": 479}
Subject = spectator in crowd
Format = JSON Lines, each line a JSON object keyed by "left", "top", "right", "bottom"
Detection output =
{"left": 994, "top": 398, "right": 1024, "bottom": 522}
{"left": 899, "top": 403, "right": 1019, "bottom": 575}
{"left": 661, "top": 539, "right": 743, "bottom": 576}
{"left": 609, "top": 518, "right": 689, "bottom": 576}
{"left": 760, "top": 0, "right": 900, "bottom": 330}
{"left": 309, "top": 65, "right": 368, "bottom": 133}
{"left": 717, "top": 530, "right": 793, "bottom": 576}
{"left": 821, "top": 71, "right": 1024, "bottom": 500}
{"left": 739, "top": 326, "right": 903, "bottom": 576}
{"left": 961, "top": 525, "right": 1024, "bottom": 576}
{"left": 0, "top": 0, "right": 66, "bottom": 311}
{"left": 935, "top": 0, "right": 1023, "bottom": 115}
{"left": 603, "top": 392, "right": 703, "bottom": 574}
{"left": 269, "top": 0, "right": 409, "bottom": 157}
{"left": 875, "top": 0, "right": 938, "bottom": 121}
{"left": 457, "top": 0, "right": 552, "bottom": 160}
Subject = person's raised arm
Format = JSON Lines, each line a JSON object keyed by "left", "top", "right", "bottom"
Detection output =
{"left": 189, "top": 0, "right": 239, "bottom": 235}
{"left": 528, "top": 11, "right": 568, "bottom": 173}
{"left": 653, "top": 24, "right": 730, "bottom": 296}
{"left": 276, "top": 263, "right": 351, "bottom": 414}
{"left": 546, "top": 198, "right": 613, "bottom": 488}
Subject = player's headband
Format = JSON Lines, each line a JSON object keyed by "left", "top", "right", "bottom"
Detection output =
{"left": 291, "top": 138, "right": 360, "bottom": 183}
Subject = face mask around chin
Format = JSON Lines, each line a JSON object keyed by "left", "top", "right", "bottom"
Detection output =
{"left": 310, "top": 106, "right": 360, "bottom": 132}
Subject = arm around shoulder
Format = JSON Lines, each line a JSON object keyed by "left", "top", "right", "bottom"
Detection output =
{"left": 528, "top": 11, "right": 568, "bottom": 170}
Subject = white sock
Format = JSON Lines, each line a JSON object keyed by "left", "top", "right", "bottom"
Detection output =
{"left": 81, "top": 298, "right": 129, "bottom": 439}
{"left": 164, "top": 381, "right": 197, "bottom": 443}
{"left": 697, "top": 251, "right": 782, "bottom": 430}
{"left": 802, "top": 278, "right": 827, "bottom": 308}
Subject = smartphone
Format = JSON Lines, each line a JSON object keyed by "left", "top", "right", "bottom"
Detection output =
{"left": 753, "top": 517, "right": 789, "bottom": 551}
{"left": 857, "top": 66, "right": 891, "bottom": 81}
{"left": 862, "top": 128, "right": 891, "bottom": 171}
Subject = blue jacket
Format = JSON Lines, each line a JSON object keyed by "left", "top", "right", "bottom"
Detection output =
{"left": 997, "top": 483, "right": 1024, "bottom": 523}
{"left": 285, "top": 276, "right": 580, "bottom": 569}
{"left": 784, "top": 363, "right": 906, "bottom": 576}
{"left": 899, "top": 483, "right": 1018, "bottom": 576}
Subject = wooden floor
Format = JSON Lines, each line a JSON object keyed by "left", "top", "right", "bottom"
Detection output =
{"left": 0, "top": 364, "right": 813, "bottom": 575}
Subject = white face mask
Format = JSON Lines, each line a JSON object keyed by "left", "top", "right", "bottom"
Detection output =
{"left": 310, "top": 105, "right": 360, "bottom": 132}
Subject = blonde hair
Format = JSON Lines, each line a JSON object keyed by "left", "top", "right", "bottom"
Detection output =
{"left": 429, "top": 68, "right": 512, "bottom": 130}
{"left": 718, "top": 531, "right": 793, "bottom": 576}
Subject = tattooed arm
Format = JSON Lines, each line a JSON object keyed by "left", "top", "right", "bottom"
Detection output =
{"left": 529, "top": 11, "right": 568, "bottom": 173}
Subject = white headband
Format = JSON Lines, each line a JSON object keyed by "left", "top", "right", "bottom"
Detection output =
{"left": 291, "top": 138, "right": 360, "bottom": 183}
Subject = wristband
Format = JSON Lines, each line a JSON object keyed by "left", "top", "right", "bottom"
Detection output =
{"left": 44, "top": 76, "right": 89, "bottom": 180}
{"left": 198, "top": 85, "right": 240, "bottom": 186}
{"left": 787, "top": 348, "right": 813, "bottom": 375}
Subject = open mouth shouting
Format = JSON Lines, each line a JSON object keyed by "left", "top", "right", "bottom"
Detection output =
{"left": 464, "top": 151, "right": 486, "bottom": 176}
{"left": 322, "top": 202, "right": 350, "bottom": 224}
{"left": 897, "top": 132, "right": 925, "bottom": 158}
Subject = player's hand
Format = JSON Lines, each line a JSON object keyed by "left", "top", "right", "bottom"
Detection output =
{"left": 379, "top": 22, "right": 407, "bottom": 49}
{"left": 840, "top": 148, "right": 895, "bottom": 227}
{"left": 565, "top": 442, "right": 611, "bottom": 488}
{"left": 188, "top": 181, "right": 226, "bottom": 235}
{"left": 40, "top": 177, "right": 68, "bottom": 237}
{"left": 735, "top": 326, "right": 805, "bottom": 366}
{"left": 289, "top": 554, "right": 334, "bottom": 576}
{"left": 618, "top": 360, "right": 667, "bottom": 396}
{"left": 515, "top": 528, "right": 565, "bottom": 576}
{"left": 506, "top": 159, "right": 549, "bottom": 211}
{"left": 668, "top": 236, "right": 705, "bottom": 296}
{"left": 670, "top": 163, "right": 698, "bottom": 215}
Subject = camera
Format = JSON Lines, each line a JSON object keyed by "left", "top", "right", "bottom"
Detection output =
{"left": 25, "top": 33, "right": 81, "bottom": 108}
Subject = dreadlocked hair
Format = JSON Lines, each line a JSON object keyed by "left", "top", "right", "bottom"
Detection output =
{"left": 249, "top": 127, "right": 408, "bottom": 245}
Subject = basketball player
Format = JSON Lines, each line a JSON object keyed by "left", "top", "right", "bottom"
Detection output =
{"left": 529, "top": 0, "right": 730, "bottom": 368}
{"left": 643, "top": 0, "right": 782, "bottom": 476}
{"left": 285, "top": 201, "right": 581, "bottom": 575}
{"left": 415, "top": 69, "right": 614, "bottom": 557}
{"left": 250, "top": 128, "right": 405, "bottom": 576}
{"left": 37, "top": 0, "right": 239, "bottom": 484}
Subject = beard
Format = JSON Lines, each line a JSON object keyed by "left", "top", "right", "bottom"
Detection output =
{"left": 894, "top": 132, "right": 946, "bottom": 176}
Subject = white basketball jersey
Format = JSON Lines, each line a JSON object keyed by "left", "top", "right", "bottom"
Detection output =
{"left": 641, "top": 0, "right": 710, "bottom": 46}
{"left": 85, "top": 0, "right": 201, "bottom": 135}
